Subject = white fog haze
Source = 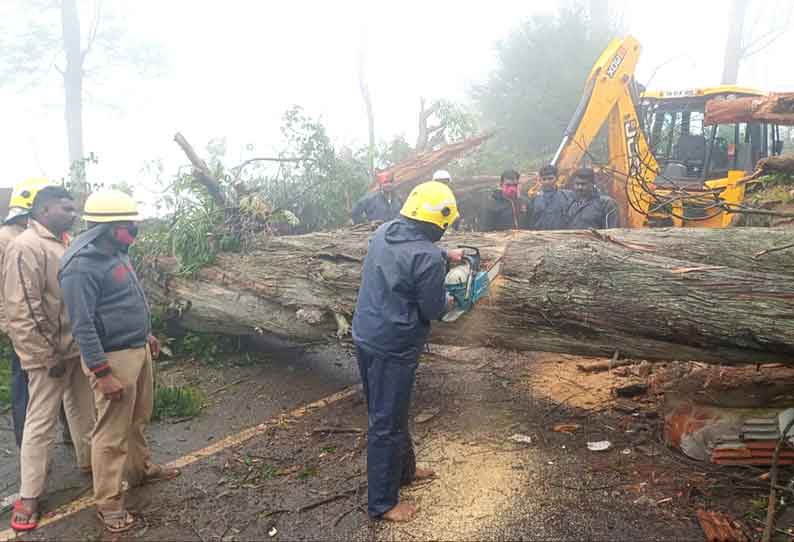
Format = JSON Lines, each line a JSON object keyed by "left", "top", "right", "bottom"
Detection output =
{"left": 1, "top": 0, "right": 792, "bottom": 194}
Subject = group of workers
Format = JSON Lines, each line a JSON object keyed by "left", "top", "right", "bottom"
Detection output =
{"left": 1, "top": 180, "right": 178, "bottom": 534}
{"left": 352, "top": 165, "right": 619, "bottom": 232}
{"left": 2, "top": 164, "right": 618, "bottom": 531}
{"left": 351, "top": 165, "right": 620, "bottom": 522}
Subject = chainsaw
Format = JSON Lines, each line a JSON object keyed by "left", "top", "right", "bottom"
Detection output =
{"left": 442, "top": 245, "right": 503, "bottom": 323}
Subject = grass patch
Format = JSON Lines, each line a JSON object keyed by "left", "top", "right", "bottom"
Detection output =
{"left": 298, "top": 465, "right": 318, "bottom": 480}
{"left": 0, "top": 335, "right": 14, "bottom": 407}
{"left": 152, "top": 383, "right": 205, "bottom": 421}
{"left": 260, "top": 464, "right": 279, "bottom": 480}
{"left": 0, "top": 357, "right": 10, "bottom": 407}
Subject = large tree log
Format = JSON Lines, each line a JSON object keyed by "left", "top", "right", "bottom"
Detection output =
{"left": 143, "top": 227, "right": 794, "bottom": 365}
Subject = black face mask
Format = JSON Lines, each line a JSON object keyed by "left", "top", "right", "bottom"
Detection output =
{"left": 410, "top": 218, "right": 445, "bottom": 243}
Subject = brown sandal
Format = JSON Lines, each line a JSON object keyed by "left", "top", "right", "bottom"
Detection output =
{"left": 141, "top": 464, "right": 181, "bottom": 485}
{"left": 96, "top": 509, "right": 137, "bottom": 533}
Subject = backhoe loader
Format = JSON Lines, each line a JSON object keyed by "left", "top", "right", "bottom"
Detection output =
{"left": 549, "top": 35, "right": 784, "bottom": 228}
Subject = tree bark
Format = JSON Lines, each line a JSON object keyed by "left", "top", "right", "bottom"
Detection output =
{"left": 705, "top": 93, "right": 794, "bottom": 126}
{"left": 721, "top": 0, "right": 750, "bottom": 84}
{"left": 62, "top": 0, "right": 85, "bottom": 195}
{"left": 143, "top": 227, "right": 794, "bottom": 366}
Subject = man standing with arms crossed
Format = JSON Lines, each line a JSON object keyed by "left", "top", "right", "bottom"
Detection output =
{"left": 5, "top": 186, "right": 95, "bottom": 532}
{"left": 60, "top": 190, "right": 179, "bottom": 533}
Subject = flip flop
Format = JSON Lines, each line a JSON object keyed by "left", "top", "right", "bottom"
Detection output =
{"left": 10, "top": 500, "right": 39, "bottom": 532}
{"left": 96, "top": 509, "right": 137, "bottom": 533}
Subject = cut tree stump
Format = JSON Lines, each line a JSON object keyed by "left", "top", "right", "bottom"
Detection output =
{"left": 142, "top": 227, "right": 794, "bottom": 365}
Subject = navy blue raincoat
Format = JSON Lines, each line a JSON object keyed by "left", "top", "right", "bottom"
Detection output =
{"left": 352, "top": 217, "right": 447, "bottom": 517}
{"left": 351, "top": 191, "right": 403, "bottom": 225}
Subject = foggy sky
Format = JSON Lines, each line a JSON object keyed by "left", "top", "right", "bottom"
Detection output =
{"left": 1, "top": 0, "right": 792, "bottom": 195}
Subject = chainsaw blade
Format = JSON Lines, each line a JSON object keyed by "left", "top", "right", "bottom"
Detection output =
{"left": 441, "top": 307, "right": 467, "bottom": 323}
{"left": 486, "top": 259, "right": 503, "bottom": 282}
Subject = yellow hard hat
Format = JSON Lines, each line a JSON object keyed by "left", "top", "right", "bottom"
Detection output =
{"left": 399, "top": 181, "right": 459, "bottom": 230}
{"left": 83, "top": 189, "right": 141, "bottom": 223}
{"left": 5, "top": 177, "right": 56, "bottom": 223}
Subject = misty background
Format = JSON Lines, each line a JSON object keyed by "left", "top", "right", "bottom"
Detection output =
{"left": 1, "top": 0, "right": 792, "bottom": 207}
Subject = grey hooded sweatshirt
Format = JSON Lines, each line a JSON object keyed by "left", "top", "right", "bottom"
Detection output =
{"left": 59, "top": 234, "right": 150, "bottom": 375}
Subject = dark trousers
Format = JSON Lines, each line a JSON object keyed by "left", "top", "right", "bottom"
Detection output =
{"left": 10, "top": 349, "right": 29, "bottom": 448}
{"left": 356, "top": 345, "right": 418, "bottom": 518}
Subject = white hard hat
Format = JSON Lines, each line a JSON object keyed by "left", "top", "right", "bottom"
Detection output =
{"left": 432, "top": 170, "right": 452, "bottom": 183}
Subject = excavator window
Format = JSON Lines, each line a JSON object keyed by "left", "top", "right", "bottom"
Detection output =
{"left": 646, "top": 97, "right": 778, "bottom": 183}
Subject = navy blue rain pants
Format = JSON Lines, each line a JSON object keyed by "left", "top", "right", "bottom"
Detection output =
{"left": 356, "top": 345, "right": 417, "bottom": 518}
{"left": 10, "top": 349, "right": 28, "bottom": 448}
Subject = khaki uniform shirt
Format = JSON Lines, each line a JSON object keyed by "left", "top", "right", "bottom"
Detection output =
{"left": 0, "top": 222, "right": 25, "bottom": 335}
{"left": 3, "top": 220, "right": 79, "bottom": 369}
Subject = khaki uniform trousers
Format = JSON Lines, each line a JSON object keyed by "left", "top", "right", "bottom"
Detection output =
{"left": 20, "top": 356, "right": 95, "bottom": 499}
{"left": 86, "top": 346, "right": 154, "bottom": 511}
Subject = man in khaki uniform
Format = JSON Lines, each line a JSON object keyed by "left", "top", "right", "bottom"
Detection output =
{"left": 60, "top": 190, "right": 179, "bottom": 533}
{"left": 0, "top": 178, "right": 54, "bottom": 448}
{"left": 5, "top": 186, "right": 96, "bottom": 531}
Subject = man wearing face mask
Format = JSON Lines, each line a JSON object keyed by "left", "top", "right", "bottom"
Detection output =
{"left": 351, "top": 171, "right": 403, "bottom": 225}
{"left": 59, "top": 190, "right": 179, "bottom": 533}
{"left": 526, "top": 164, "right": 574, "bottom": 230}
{"left": 478, "top": 169, "right": 530, "bottom": 231}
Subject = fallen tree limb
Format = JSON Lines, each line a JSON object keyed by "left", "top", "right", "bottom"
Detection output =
{"left": 142, "top": 227, "right": 794, "bottom": 365}
{"left": 173, "top": 132, "right": 228, "bottom": 207}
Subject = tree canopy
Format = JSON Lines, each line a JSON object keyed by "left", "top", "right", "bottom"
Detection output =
{"left": 472, "top": 7, "right": 614, "bottom": 166}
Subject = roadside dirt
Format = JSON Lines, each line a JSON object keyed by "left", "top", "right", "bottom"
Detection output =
{"left": 3, "top": 346, "right": 792, "bottom": 541}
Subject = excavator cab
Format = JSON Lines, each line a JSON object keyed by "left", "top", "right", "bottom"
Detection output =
{"left": 639, "top": 87, "right": 783, "bottom": 226}
{"left": 550, "top": 36, "right": 785, "bottom": 228}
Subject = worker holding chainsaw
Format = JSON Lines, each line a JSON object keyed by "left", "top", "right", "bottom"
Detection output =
{"left": 351, "top": 171, "right": 403, "bottom": 224}
{"left": 352, "top": 181, "right": 461, "bottom": 522}
{"left": 478, "top": 169, "right": 531, "bottom": 231}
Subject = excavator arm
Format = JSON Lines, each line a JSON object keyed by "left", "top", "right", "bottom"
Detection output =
{"left": 550, "top": 36, "right": 658, "bottom": 227}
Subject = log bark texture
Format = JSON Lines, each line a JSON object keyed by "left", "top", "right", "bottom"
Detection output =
{"left": 143, "top": 227, "right": 794, "bottom": 365}
{"left": 705, "top": 93, "right": 794, "bottom": 126}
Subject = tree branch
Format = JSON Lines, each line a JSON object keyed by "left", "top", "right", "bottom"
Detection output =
{"left": 81, "top": 0, "right": 103, "bottom": 61}
{"left": 173, "top": 132, "right": 228, "bottom": 207}
{"left": 231, "top": 157, "right": 315, "bottom": 184}
{"left": 740, "top": 1, "right": 792, "bottom": 58}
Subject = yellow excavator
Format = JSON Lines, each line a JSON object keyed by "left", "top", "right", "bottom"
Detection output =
{"left": 549, "top": 35, "right": 785, "bottom": 228}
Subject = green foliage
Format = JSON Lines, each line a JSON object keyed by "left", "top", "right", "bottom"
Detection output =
{"left": 473, "top": 6, "right": 615, "bottom": 164}
{"left": 259, "top": 463, "right": 279, "bottom": 480}
{"left": 252, "top": 106, "right": 371, "bottom": 232}
{"left": 180, "top": 332, "right": 221, "bottom": 361}
{"left": 431, "top": 99, "right": 480, "bottom": 145}
{"left": 0, "top": 335, "right": 12, "bottom": 406}
{"left": 740, "top": 173, "right": 794, "bottom": 226}
{"left": 298, "top": 465, "right": 318, "bottom": 480}
{"left": 152, "top": 383, "right": 205, "bottom": 421}
{"left": 377, "top": 135, "right": 415, "bottom": 168}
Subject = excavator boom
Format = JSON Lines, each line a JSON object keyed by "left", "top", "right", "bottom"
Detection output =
{"left": 550, "top": 36, "right": 658, "bottom": 227}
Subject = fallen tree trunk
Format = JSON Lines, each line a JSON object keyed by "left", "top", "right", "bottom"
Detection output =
{"left": 705, "top": 93, "right": 794, "bottom": 126}
{"left": 143, "top": 227, "right": 794, "bottom": 365}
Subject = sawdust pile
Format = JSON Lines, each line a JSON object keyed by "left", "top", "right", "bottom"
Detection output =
{"left": 378, "top": 437, "right": 531, "bottom": 541}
